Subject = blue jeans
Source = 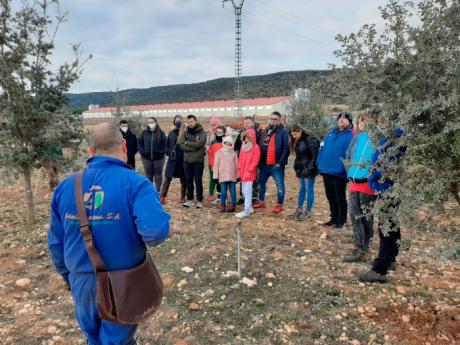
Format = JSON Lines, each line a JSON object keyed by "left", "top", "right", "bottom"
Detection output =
{"left": 220, "top": 181, "right": 236, "bottom": 206}
{"left": 258, "top": 164, "right": 285, "bottom": 204}
{"left": 297, "top": 177, "right": 316, "bottom": 212}
{"left": 69, "top": 273, "right": 137, "bottom": 345}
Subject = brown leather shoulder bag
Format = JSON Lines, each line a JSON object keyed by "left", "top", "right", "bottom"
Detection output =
{"left": 74, "top": 170, "right": 164, "bottom": 325}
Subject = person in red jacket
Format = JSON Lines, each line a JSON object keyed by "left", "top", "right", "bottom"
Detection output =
{"left": 236, "top": 128, "right": 261, "bottom": 218}
{"left": 207, "top": 126, "right": 226, "bottom": 204}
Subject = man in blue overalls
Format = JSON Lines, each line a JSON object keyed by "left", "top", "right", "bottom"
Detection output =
{"left": 48, "top": 122, "right": 171, "bottom": 344}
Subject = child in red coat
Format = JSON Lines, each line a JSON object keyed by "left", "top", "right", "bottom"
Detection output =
{"left": 236, "top": 128, "right": 261, "bottom": 218}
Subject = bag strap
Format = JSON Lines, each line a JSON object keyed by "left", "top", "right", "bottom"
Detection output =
{"left": 74, "top": 170, "right": 108, "bottom": 273}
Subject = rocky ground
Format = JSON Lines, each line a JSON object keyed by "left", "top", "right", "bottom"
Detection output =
{"left": 0, "top": 167, "right": 459, "bottom": 345}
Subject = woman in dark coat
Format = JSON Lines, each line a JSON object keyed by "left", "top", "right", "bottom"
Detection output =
{"left": 138, "top": 117, "right": 167, "bottom": 191}
{"left": 159, "top": 115, "right": 186, "bottom": 204}
{"left": 289, "top": 124, "right": 320, "bottom": 221}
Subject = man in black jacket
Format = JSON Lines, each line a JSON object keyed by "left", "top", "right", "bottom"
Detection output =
{"left": 119, "top": 120, "right": 138, "bottom": 169}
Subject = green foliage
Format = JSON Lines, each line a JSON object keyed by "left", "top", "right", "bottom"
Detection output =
{"left": 334, "top": 0, "right": 460, "bottom": 230}
{"left": 65, "top": 70, "right": 344, "bottom": 109}
{"left": 0, "top": 0, "right": 90, "bottom": 223}
{"left": 288, "top": 88, "right": 329, "bottom": 139}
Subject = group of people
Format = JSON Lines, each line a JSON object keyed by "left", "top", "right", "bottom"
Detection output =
{"left": 47, "top": 111, "right": 404, "bottom": 344}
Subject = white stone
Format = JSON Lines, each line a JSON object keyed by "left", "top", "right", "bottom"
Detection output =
{"left": 15, "top": 278, "right": 31, "bottom": 288}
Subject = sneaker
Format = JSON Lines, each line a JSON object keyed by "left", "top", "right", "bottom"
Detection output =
{"left": 226, "top": 204, "right": 236, "bottom": 213}
{"left": 195, "top": 201, "right": 203, "bottom": 209}
{"left": 183, "top": 200, "right": 194, "bottom": 208}
{"left": 207, "top": 195, "right": 216, "bottom": 202}
{"left": 335, "top": 223, "right": 345, "bottom": 230}
{"left": 322, "top": 220, "right": 335, "bottom": 227}
{"left": 343, "top": 248, "right": 366, "bottom": 263}
{"left": 389, "top": 262, "right": 397, "bottom": 271}
{"left": 236, "top": 210, "right": 250, "bottom": 218}
{"left": 211, "top": 198, "right": 220, "bottom": 205}
{"left": 253, "top": 201, "right": 266, "bottom": 209}
{"left": 220, "top": 204, "right": 226, "bottom": 213}
{"left": 271, "top": 203, "right": 283, "bottom": 214}
{"left": 358, "top": 270, "right": 388, "bottom": 283}
{"left": 297, "top": 210, "right": 311, "bottom": 221}
{"left": 160, "top": 196, "right": 166, "bottom": 205}
{"left": 288, "top": 208, "right": 303, "bottom": 220}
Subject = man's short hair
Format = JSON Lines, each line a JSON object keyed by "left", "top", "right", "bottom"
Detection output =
{"left": 90, "top": 122, "right": 123, "bottom": 153}
{"left": 244, "top": 116, "right": 254, "bottom": 121}
{"left": 187, "top": 114, "right": 197, "bottom": 121}
{"left": 271, "top": 111, "right": 282, "bottom": 118}
{"left": 119, "top": 120, "right": 128, "bottom": 125}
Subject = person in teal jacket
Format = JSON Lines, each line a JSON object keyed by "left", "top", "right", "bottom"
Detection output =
{"left": 48, "top": 122, "right": 171, "bottom": 345}
{"left": 343, "top": 114, "right": 376, "bottom": 262}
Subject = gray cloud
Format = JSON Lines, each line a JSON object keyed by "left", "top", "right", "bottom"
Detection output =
{"left": 47, "top": 0, "right": 389, "bottom": 93}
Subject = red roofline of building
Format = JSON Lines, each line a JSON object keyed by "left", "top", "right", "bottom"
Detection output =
{"left": 84, "top": 96, "right": 290, "bottom": 113}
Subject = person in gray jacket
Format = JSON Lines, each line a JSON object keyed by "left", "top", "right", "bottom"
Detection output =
{"left": 177, "top": 114, "right": 207, "bottom": 208}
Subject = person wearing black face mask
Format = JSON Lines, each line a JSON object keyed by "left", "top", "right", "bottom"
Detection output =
{"left": 119, "top": 120, "right": 138, "bottom": 169}
{"left": 160, "top": 115, "right": 186, "bottom": 204}
{"left": 253, "top": 111, "right": 290, "bottom": 214}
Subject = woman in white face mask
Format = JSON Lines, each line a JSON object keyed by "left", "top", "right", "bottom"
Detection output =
{"left": 137, "top": 117, "right": 167, "bottom": 191}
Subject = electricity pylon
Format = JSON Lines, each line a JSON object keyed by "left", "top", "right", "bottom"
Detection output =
{"left": 223, "top": 0, "right": 245, "bottom": 118}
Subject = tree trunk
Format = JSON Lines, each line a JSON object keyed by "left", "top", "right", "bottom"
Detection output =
{"left": 451, "top": 181, "right": 460, "bottom": 206}
{"left": 23, "top": 168, "right": 36, "bottom": 224}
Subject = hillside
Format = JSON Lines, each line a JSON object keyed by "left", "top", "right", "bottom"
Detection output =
{"left": 65, "top": 69, "right": 342, "bottom": 109}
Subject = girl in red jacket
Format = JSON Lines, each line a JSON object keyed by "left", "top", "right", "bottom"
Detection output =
{"left": 236, "top": 128, "right": 261, "bottom": 218}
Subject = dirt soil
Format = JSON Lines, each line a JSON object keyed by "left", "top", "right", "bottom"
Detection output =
{"left": 0, "top": 166, "right": 459, "bottom": 345}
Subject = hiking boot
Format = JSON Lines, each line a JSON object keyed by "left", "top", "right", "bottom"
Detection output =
{"left": 183, "top": 200, "right": 194, "bottom": 208}
{"left": 288, "top": 208, "right": 303, "bottom": 220}
{"left": 226, "top": 204, "right": 236, "bottom": 213}
{"left": 297, "top": 210, "right": 311, "bottom": 221}
{"left": 195, "top": 201, "right": 203, "bottom": 209}
{"left": 179, "top": 196, "right": 186, "bottom": 203}
{"left": 160, "top": 196, "right": 166, "bottom": 205}
{"left": 389, "top": 262, "right": 397, "bottom": 271}
{"left": 253, "top": 201, "right": 266, "bottom": 209}
{"left": 271, "top": 203, "right": 283, "bottom": 214}
{"left": 335, "top": 223, "right": 345, "bottom": 230}
{"left": 237, "top": 198, "right": 245, "bottom": 205}
{"left": 358, "top": 270, "right": 388, "bottom": 283}
{"left": 220, "top": 204, "right": 226, "bottom": 213}
{"left": 343, "top": 248, "right": 366, "bottom": 263}
{"left": 322, "top": 220, "right": 335, "bottom": 227}
{"left": 208, "top": 195, "right": 216, "bottom": 202}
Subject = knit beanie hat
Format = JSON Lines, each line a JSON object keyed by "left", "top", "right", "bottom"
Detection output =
{"left": 337, "top": 112, "right": 353, "bottom": 124}
{"left": 223, "top": 136, "right": 233, "bottom": 145}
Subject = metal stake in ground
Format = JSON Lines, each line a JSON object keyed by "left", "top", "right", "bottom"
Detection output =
{"left": 237, "top": 221, "right": 242, "bottom": 277}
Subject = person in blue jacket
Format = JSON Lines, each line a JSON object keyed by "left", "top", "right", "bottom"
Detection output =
{"left": 317, "top": 112, "right": 354, "bottom": 229}
{"left": 253, "top": 111, "right": 290, "bottom": 214}
{"left": 359, "top": 127, "right": 406, "bottom": 283}
{"left": 48, "top": 122, "right": 171, "bottom": 345}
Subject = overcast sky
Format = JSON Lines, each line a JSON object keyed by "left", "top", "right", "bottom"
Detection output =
{"left": 48, "top": 0, "right": 389, "bottom": 93}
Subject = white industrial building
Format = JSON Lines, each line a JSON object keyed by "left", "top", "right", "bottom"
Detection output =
{"left": 82, "top": 96, "right": 290, "bottom": 119}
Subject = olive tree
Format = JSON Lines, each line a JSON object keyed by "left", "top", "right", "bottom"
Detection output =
{"left": 334, "top": 0, "right": 459, "bottom": 231}
{"left": 0, "top": 0, "right": 90, "bottom": 224}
